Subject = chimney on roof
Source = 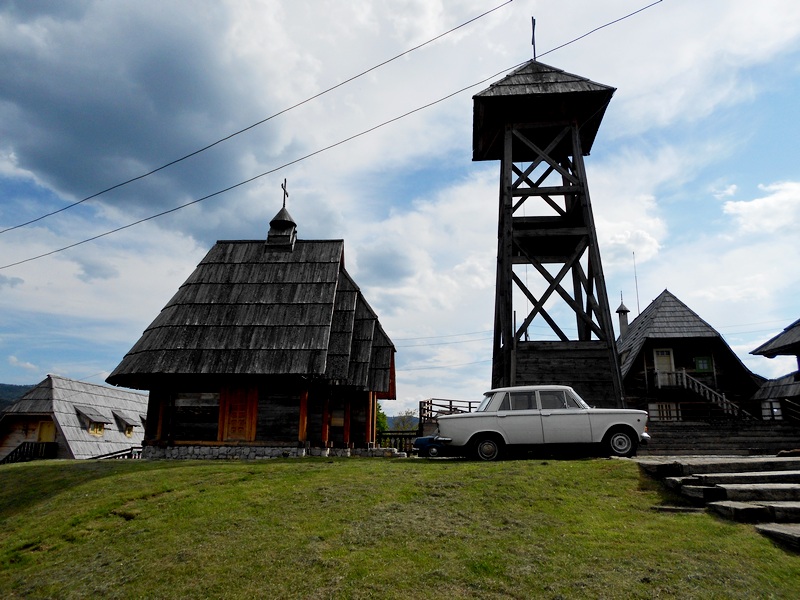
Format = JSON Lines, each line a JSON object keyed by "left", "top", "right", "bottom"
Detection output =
{"left": 616, "top": 297, "right": 630, "bottom": 338}
{"left": 266, "top": 179, "right": 297, "bottom": 251}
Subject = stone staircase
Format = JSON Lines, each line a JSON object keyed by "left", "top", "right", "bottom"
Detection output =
{"left": 639, "top": 421, "right": 800, "bottom": 456}
{"left": 638, "top": 456, "right": 800, "bottom": 551}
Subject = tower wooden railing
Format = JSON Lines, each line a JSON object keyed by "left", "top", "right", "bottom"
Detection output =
{"left": 0, "top": 441, "right": 58, "bottom": 465}
{"left": 419, "top": 398, "right": 480, "bottom": 425}
{"left": 656, "top": 369, "right": 754, "bottom": 419}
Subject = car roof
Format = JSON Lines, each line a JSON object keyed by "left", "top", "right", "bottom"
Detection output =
{"left": 486, "top": 385, "right": 574, "bottom": 394}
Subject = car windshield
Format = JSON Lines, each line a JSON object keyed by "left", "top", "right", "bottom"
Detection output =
{"left": 476, "top": 393, "right": 494, "bottom": 412}
{"left": 569, "top": 390, "right": 590, "bottom": 409}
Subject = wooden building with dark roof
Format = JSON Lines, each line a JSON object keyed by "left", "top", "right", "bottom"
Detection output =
{"left": 107, "top": 207, "right": 395, "bottom": 458}
{"left": 751, "top": 318, "right": 800, "bottom": 419}
{"left": 0, "top": 374, "right": 147, "bottom": 463}
{"left": 616, "top": 290, "right": 763, "bottom": 420}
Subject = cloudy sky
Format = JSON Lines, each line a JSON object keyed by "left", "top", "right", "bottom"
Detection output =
{"left": 1, "top": 0, "right": 799, "bottom": 413}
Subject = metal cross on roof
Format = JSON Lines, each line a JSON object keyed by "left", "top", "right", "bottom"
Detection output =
{"left": 281, "top": 178, "right": 289, "bottom": 208}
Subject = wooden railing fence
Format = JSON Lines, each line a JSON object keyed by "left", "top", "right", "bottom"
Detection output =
{"left": 0, "top": 441, "right": 58, "bottom": 465}
{"left": 656, "top": 369, "right": 754, "bottom": 419}
{"left": 95, "top": 446, "right": 142, "bottom": 460}
{"left": 779, "top": 398, "right": 800, "bottom": 425}
{"left": 376, "top": 430, "right": 418, "bottom": 453}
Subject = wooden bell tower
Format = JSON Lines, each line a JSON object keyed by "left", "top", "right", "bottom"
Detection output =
{"left": 473, "top": 60, "right": 624, "bottom": 408}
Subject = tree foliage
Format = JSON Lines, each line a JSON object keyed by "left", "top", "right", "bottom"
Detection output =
{"left": 375, "top": 403, "right": 389, "bottom": 433}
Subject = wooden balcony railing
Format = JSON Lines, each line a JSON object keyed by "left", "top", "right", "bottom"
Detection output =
{"left": 655, "top": 369, "right": 754, "bottom": 419}
{"left": 0, "top": 441, "right": 58, "bottom": 465}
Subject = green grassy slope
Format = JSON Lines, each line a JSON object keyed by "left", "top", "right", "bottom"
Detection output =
{"left": 0, "top": 458, "right": 797, "bottom": 599}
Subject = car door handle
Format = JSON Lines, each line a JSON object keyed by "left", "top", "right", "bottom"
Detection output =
{"left": 497, "top": 414, "right": 507, "bottom": 418}
{"left": 541, "top": 413, "right": 551, "bottom": 417}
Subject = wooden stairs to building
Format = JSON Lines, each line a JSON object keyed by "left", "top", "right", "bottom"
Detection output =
{"left": 639, "top": 421, "right": 800, "bottom": 456}
{"left": 638, "top": 456, "right": 800, "bottom": 551}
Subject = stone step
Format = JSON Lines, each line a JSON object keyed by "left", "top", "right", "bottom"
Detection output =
{"left": 717, "top": 483, "right": 800, "bottom": 502}
{"left": 637, "top": 456, "right": 800, "bottom": 478}
{"left": 680, "top": 485, "right": 727, "bottom": 503}
{"left": 680, "top": 483, "right": 800, "bottom": 504}
{"left": 754, "top": 523, "right": 800, "bottom": 551}
{"left": 709, "top": 501, "right": 800, "bottom": 523}
{"left": 694, "top": 470, "right": 800, "bottom": 485}
{"left": 636, "top": 455, "right": 800, "bottom": 551}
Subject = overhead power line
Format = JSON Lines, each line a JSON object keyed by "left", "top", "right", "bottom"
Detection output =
{"left": 0, "top": 0, "right": 513, "bottom": 236}
{"left": 0, "top": 0, "right": 665, "bottom": 271}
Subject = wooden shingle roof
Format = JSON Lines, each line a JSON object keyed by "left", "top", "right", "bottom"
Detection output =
{"left": 751, "top": 372, "right": 800, "bottom": 401}
{"left": 472, "top": 59, "right": 615, "bottom": 160}
{"left": 751, "top": 318, "right": 800, "bottom": 358}
{"left": 1, "top": 375, "right": 148, "bottom": 459}
{"left": 617, "top": 290, "right": 719, "bottom": 377}
{"left": 107, "top": 233, "right": 395, "bottom": 395}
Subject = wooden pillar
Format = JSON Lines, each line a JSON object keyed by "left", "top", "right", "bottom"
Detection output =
{"left": 298, "top": 390, "right": 308, "bottom": 443}
{"left": 492, "top": 126, "right": 515, "bottom": 388}
{"left": 365, "top": 392, "right": 374, "bottom": 447}
{"left": 343, "top": 400, "right": 351, "bottom": 447}
{"left": 321, "top": 396, "right": 330, "bottom": 447}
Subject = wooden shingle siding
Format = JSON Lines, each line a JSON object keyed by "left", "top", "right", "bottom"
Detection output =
{"left": 326, "top": 272, "right": 358, "bottom": 381}
{"left": 348, "top": 296, "right": 377, "bottom": 388}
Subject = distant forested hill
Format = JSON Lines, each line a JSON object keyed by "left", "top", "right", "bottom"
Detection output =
{"left": 0, "top": 383, "right": 35, "bottom": 411}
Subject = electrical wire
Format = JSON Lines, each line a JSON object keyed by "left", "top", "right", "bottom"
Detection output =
{"left": 0, "top": 0, "right": 665, "bottom": 270}
{"left": 0, "top": 63, "right": 525, "bottom": 270}
{"left": 0, "top": 0, "right": 514, "bottom": 236}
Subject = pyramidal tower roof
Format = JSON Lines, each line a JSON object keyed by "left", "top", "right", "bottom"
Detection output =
{"left": 472, "top": 59, "right": 616, "bottom": 161}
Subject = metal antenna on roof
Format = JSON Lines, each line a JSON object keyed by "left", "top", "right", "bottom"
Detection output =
{"left": 531, "top": 17, "right": 537, "bottom": 59}
{"left": 281, "top": 178, "right": 289, "bottom": 209}
{"left": 633, "top": 251, "right": 641, "bottom": 315}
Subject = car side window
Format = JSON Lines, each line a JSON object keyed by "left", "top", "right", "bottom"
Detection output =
{"left": 539, "top": 390, "right": 567, "bottom": 409}
{"left": 565, "top": 394, "right": 582, "bottom": 409}
{"left": 497, "top": 392, "right": 510, "bottom": 411}
{"left": 510, "top": 392, "right": 535, "bottom": 410}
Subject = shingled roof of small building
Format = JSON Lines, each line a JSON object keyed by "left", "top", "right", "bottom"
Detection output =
{"left": 1, "top": 375, "right": 147, "bottom": 459}
{"left": 617, "top": 289, "right": 719, "bottom": 378}
{"left": 751, "top": 318, "right": 800, "bottom": 358}
{"left": 106, "top": 208, "right": 395, "bottom": 395}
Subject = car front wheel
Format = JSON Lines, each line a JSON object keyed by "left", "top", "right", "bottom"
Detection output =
{"left": 472, "top": 436, "right": 503, "bottom": 461}
{"left": 604, "top": 429, "right": 638, "bottom": 458}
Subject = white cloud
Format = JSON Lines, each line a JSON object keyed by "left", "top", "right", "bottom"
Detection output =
{"left": 723, "top": 182, "right": 800, "bottom": 233}
{"left": 2, "top": 0, "right": 800, "bottom": 399}
{"left": 8, "top": 355, "right": 37, "bottom": 371}
{"left": 712, "top": 184, "right": 738, "bottom": 199}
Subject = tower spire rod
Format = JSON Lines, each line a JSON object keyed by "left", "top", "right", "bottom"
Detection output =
{"left": 281, "top": 178, "right": 289, "bottom": 209}
{"left": 531, "top": 17, "right": 537, "bottom": 59}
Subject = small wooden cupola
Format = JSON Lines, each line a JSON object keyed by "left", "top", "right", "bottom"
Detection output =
{"left": 266, "top": 206, "right": 297, "bottom": 251}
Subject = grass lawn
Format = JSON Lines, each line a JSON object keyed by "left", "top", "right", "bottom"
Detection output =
{"left": 0, "top": 457, "right": 798, "bottom": 599}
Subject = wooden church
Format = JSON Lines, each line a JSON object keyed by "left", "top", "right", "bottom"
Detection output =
{"left": 107, "top": 200, "right": 396, "bottom": 458}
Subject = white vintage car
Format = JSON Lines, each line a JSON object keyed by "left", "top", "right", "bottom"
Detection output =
{"left": 431, "top": 385, "right": 649, "bottom": 460}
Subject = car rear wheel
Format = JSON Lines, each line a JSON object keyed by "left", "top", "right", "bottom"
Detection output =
{"left": 472, "top": 436, "right": 503, "bottom": 461}
{"left": 427, "top": 445, "right": 440, "bottom": 458}
{"left": 604, "top": 428, "right": 638, "bottom": 458}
